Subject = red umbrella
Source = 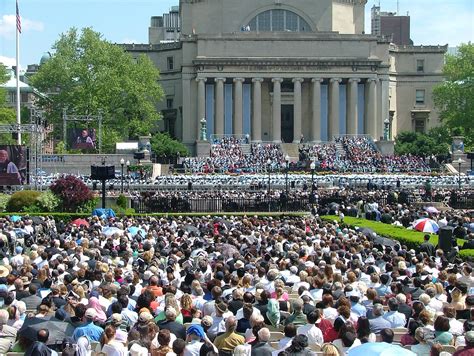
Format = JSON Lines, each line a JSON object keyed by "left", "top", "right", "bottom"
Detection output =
{"left": 71, "top": 218, "right": 89, "bottom": 228}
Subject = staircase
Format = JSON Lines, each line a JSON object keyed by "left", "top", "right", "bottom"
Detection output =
{"left": 445, "top": 163, "right": 459, "bottom": 174}
{"left": 241, "top": 144, "right": 251, "bottom": 156}
{"left": 280, "top": 143, "right": 300, "bottom": 161}
{"left": 335, "top": 142, "right": 346, "bottom": 159}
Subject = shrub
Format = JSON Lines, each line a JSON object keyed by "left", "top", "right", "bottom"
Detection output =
{"left": 50, "top": 175, "right": 94, "bottom": 212}
{"left": 0, "top": 194, "right": 9, "bottom": 212}
{"left": 6, "top": 190, "right": 41, "bottom": 212}
{"left": 37, "top": 190, "right": 61, "bottom": 212}
{"left": 116, "top": 194, "right": 127, "bottom": 210}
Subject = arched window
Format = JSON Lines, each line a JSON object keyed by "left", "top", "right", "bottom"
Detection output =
{"left": 247, "top": 9, "right": 311, "bottom": 32}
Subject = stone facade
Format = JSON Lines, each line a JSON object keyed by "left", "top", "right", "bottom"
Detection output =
{"left": 124, "top": 0, "right": 446, "bottom": 154}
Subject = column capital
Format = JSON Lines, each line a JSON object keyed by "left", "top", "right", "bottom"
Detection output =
{"left": 196, "top": 77, "right": 207, "bottom": 83}
{"left": 271, "top": 78, "right": 284, "bottom": 83}
{"left": 292, "top": 78, "right": 304, "bottom": 84}
{"left": 366, "top": 78, "right": 378, "bottom": 83}
{"left": 233, "top": 77, "right": 245, "bottom": 83}
{"left": 348, "top": 78, "right": 361, "bottom": 84}
{"left": 214, "top": 77, "right": 226, "bottom": 83}
{"left": 252, "top": 78, "right": 264, "bottom": 83}
{"left": 311, "top": 78, "right": 324, "bottom": 83}
{"left": 330, "top": 78, "right": 342, "bottom": 83}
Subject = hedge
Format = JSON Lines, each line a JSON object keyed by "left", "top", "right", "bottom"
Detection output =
{"left": 0, "top": 211, "right": 308, "bottom": 220}
{"left": 321, "top": 215, "right": 474, "bottom": 260}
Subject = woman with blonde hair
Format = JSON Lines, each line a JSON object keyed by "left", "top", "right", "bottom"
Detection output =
{"left": 321, "top": 343, "right": 341, "bottom": 356}
{"left": 73, "top": 285, "right": 89, "bottom": 305}
{"left": 180, "top": 293, "right": 193, "bottom": 323}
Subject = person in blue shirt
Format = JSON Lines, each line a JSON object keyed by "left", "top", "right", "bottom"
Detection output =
{"left": 72, "top": 308, "right": 104, "bottom": 342}
{"left": 383, "top": 298, "right": 406, "bottom": 328}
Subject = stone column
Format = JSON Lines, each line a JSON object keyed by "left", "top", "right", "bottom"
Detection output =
{"left": 328, "top": 78, "right": 341, "bottom": 141}
{"left": 311, "top": 78, "right": 322, "bottom": 141}
{"left": 346, "top": 78, "right": 359, "bottom": 135}
{"left": 196, "top": 77, "right": 207, "bottom": 138}
{"left": 365, "top": 78, "right": 377, "bottom": 138}
{"left": 252, "top": 78, "right": 263, "bottom": 142}
{"left": 292, "top": 78, "right": 304, "bottom": 143}
{"left": 214, "top": 78, "right": 225, "bottom": 136}
{"left": 233, "top": 78, "right": 245, "bottom": 136}
{"left": 272, "top": 78, "right": 283, "bottom": 143}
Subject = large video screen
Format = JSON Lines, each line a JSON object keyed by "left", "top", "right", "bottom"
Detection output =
{"left": 0, "top": 145, "right": 27, "bottom": 185}
{"left": 68, "top": 128, "right": 97, "bottom": 150}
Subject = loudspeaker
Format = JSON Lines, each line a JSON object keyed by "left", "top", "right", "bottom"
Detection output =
{"left": 187, "top": 182, "right": 192, "bottom": 191}
{"left": 91, "top": 165, "right": 115, "bottom": 180}
{"left": 291, "top": 181, "right": 296, "bottom": 189}
{"left": 134, "top": 152, "right": 145, "bottom": 160}
{"left": 439, "top": 226, "right": 454, "bottom": 254}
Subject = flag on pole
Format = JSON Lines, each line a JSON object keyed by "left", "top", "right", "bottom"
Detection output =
{"left": 16, "top": 0, "right": 21, "bottom": 34}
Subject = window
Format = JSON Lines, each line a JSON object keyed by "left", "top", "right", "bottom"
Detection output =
{"left": 246, "top": 9, "right": 311, "bottom": 32}
{"left": 415, "top": 90, "right": 425, "bottom": 105}
{"left": 414, "top": 119, "right": 426, "bottom": 133}
{"left": 167, "top": 56, "right": 174, "bottom": 70}
{"left": 166, "top": 98, "right": 174, "bottom": 109}
{"left": 416, "top": 59, "right": 424, "bottom": 72}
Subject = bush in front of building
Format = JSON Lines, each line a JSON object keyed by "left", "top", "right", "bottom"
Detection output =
{"left": 6, "top": 190, "right": 42, "bottom": 212}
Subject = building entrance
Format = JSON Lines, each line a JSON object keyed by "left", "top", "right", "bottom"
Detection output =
{"left": 281, "top": 105, "right": 294, "bottom": 143}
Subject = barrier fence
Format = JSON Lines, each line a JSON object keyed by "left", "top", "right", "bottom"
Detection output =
{"left": 131, "top": 192, "right": 473, "bottom": 213}
{"left": 132, "top": 196, "right": 312, "bottom": 213}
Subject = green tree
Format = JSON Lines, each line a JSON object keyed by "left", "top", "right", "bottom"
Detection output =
{"left": 30, "top": 27, "right": 164, "bottom": 152}
{"left": 433, "top": 43, "right": 474, "bottom": 150}
{"left": 0, "top": 65, "right": 16, "bottom": 144}
{"left": 150, "top": 132, "right": 189, "bottom": 160}
{"left": 395, "top": 130, "right": 450, "bottom": 157}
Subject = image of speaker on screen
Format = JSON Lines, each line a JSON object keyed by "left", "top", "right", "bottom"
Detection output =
{"left": 0, "top": 145, "right": 26, "bottom": 185}
{"left": 70, "top": 128, "right": 97, "bottom": 150}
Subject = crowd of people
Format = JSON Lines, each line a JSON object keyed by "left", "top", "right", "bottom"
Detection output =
{"left": 183, "top": 138, "right": 284, "bottom": 174}
{"left": 0, "top": 212, "right": 473, "bottom": 356}
{"left": 299, "top": 137, "right": 430, "bottom": 173}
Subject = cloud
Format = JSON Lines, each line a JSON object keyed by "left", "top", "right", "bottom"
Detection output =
{"left": 0, "top": 56, "right": 17, "bottom": 69}
{"left": 0, "top": 14, "right": 44, "bottom": 40}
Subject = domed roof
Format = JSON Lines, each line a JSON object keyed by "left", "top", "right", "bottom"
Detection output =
{"left": 40, "top": 52, "right": 52, "bottom": 65}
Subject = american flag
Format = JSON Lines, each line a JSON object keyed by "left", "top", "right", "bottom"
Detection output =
{"left": 16, "top": 0, "right": 21, "bottom": 34}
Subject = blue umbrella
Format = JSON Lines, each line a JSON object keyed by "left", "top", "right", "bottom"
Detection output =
{"left": 10, "top": 215, "right": 21, "bottom": 222}
{"left": 102, "top": 226, "right": 124, "bottom": 237}
{"left": 128, "top": 226, "right": 145, "bottom": 237}
{"left": 348, "top": 343, "right": 415, "bottom": 356}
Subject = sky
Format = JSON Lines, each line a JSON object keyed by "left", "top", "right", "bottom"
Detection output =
{"left": 0, "top": 0, "right": 473, "bottom": 69}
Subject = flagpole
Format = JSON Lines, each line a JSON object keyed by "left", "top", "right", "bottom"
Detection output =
{"left": 16, "top": 0, "right": 21, "bottom": 145}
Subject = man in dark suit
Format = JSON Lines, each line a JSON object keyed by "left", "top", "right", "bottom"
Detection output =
{"left": 396, "top": 294, "right": 413, "bottom": 325}
{"left": 418, "top": 234, "right": 436, "bottom": 257}
{"left": 251, "top": 328, "right": 274, "bottom": 356}
{"left": 157, "top": 307, "right": 186, "bottom": 340}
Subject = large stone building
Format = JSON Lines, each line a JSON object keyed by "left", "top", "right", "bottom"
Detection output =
{"left": 124, "top": 0, "right": 447, "bottom": 154}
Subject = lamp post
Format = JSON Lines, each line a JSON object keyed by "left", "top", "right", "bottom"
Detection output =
{"left": 285, "top": 155, "right": 290, "bottom": 195}
{"left": 126, "top": 160, "right": 130, "bottom": 191}
{"left": 267, "top": 158, "right": 272, "bottom": 194}
{"left": 310, "top": 161, "right": 316, "bottom": 196}
{"left": 120, "top": 158, "right": 125, "bottom": 193}
{"left": 456, "top": 158, "right": 465, "bottom": 190}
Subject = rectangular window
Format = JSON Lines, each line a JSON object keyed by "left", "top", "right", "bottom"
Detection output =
{"left": 21, "top": 93, "right": 29, "bottom": 103}
{"left": 415, "top": 119, "right": 426, "bottom": 133}
{"left": 415, "top": 89, "right": 425, "bottom": 105}
{"left": 416, "top": 59, "right": 424, "bottom": 72}
{"left": 167, "top": 56, "right": 174, "bottom": 70}
{"left": 166, "top": 98, "right": 174, "bottom": 108}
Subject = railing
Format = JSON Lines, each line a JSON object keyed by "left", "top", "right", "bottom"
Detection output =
{"left": 209, "top": 134, "right": 250, "bottom": 144}
{"left": 132, "top": 196, "right": 312, "bottom": 213}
